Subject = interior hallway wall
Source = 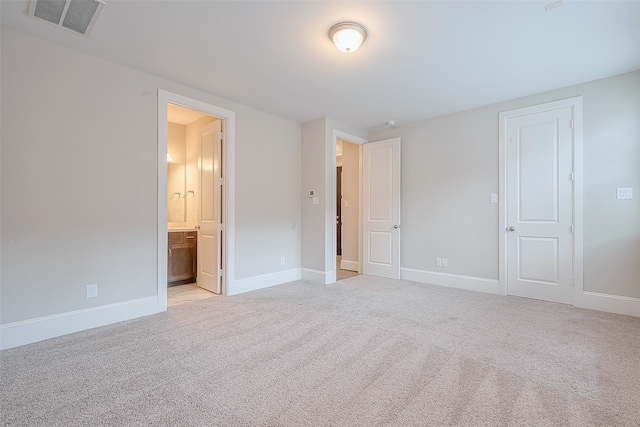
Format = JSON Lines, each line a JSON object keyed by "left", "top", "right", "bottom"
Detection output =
{"left": 301, "top": 118, "right": 366, "bottom": 282}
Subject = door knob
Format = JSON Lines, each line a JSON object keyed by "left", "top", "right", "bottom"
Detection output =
{"left": 194, "top": 225, "right": 201, "bottom": 230}
{"left": 393, "top": 225, "right": 399, "bottom": 229}
{"left": 508, "top": 226, "right": 516, "bottom": 232}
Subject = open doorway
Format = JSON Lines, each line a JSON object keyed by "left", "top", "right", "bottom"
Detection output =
{"left": 157, "top": 90, "right": 236, "bottom": 310}
{"left": 336, "top": 137, "right": 362, "bottom": 281}
{"left": 166, "top": 104, "right": 222, "bottom": 306}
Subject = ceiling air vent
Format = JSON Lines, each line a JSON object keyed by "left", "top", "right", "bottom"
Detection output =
{"left": 29, "top": 0, "right": 105, "bottom": 37}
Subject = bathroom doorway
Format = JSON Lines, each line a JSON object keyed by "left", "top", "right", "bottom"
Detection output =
{"left": 166, "top": 104, "right": 221, "bottom": 304}
{"left": 158, "top": 90, "right": 236, "bottom": 309}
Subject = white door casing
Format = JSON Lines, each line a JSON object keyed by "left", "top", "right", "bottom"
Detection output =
{"left": 197, "top": 120, "right": 222, "bottom": 294}
{"left": 158, "top": 89, "right": 236, "bottom": 302}
{"left": 362, "top": 138, "right": 401, "bottom": 279}
{"left": 501, "top": 100, "right": 579, "bottom": 304}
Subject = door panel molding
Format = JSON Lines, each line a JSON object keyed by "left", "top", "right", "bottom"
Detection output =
{"left": 197, "top": 120, "right": 222, "bottom": 294}
{"left": 498, "top": 97, "right": 583, "bottom": 305}
{"left": 363, "top": 137, "right": 401, "bottom": 279}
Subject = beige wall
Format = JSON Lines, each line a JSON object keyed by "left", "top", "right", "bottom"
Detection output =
{"left": 301, "top": 118, "right": 327, "bottom": 273}
{"left": 167, "top": 122, "right": 186, "bottom": 164}
{"left": 340, "top": 139, "right": 359, "bottom": 270}
{"left": 369, "top": 70, "right": 640, "bottom": 299}
{"left": 0, "top": 27, "right": 301, "bottom": 324}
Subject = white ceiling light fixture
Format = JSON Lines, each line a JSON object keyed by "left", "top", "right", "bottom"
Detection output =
{"left": 29, "top": 0, "right": 105, "bottom": 37}
{"left": 167, "top": 153, "right": 174, "bottom": 163}
{"left": 329, "top": 22, "right": 367, "bottom": 53}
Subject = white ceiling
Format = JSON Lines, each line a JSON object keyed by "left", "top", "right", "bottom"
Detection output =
{"left": 3, "top": 1, "right": 639, "bottom": 132}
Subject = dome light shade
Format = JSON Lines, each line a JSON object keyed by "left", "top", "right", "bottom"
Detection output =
{"left": 329, "top": 22, "right": 367, "bottom": 53}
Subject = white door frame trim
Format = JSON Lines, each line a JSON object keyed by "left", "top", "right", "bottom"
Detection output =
{"left": 157, "top": 89, "right": 236, "bottom": 303}
{"left": 498, "top": 96, "right": 584, "bottom": 304}
{"left": 331, "top": 130, "right": 367, "bottom": 282}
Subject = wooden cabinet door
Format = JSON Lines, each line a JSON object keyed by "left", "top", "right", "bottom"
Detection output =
{"left": 168, "top": 232, "right": 197, "bottom": 285}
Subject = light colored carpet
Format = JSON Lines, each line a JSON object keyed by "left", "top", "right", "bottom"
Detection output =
{"left": 2, "top": 275, "right": 639, "bottom": 426}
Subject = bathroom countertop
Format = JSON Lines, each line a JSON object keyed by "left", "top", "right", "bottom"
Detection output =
{"left": 168, "top": 228, "right": 197, "bottom": 233}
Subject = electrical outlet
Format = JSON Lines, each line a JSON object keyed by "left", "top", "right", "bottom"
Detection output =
{"left": 86, "top": 284, "right": 98, "bottom": 298}
{"left": 281, "top": 256, "right": 285, "bottom": 265}
{"left": 436, "top": 258, "right": 442, "bottom": 267}
{"left": 442, "top": 258, "right": 448, "bottom": 267}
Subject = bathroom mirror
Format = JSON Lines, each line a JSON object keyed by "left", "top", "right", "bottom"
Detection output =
{"left": 166, "top": 106, "right": 216, "bottom": 227}
{"left": 167, "top": 122, "right": 187, "bottom": 223}
{"left": 167, "top": 162, "right": 186, "bottom": 222}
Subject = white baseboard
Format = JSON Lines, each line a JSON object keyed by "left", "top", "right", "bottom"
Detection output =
{"left": 340, "top": 259, "right": 358, "bottom": 272}
{"left": 301, "top": 268, "right": 327, "bottom": 284}
{"left": 301, "top": 268, "right": 325, "bottom": 283}
{"left": 0, "top": 296, "right": 162, "bottom": 350}
{"left": 401, "top": 268, "right": 501, "bottom": 295}
{"left": 325, "top": 269, "right": 336, "bottom": 284}
{"left": 228, "top": 268, "right": 301, "bottom": 296}
{"left": 301, "top": 268, "right": 337, "bottom": 284}
{"left": 577, "top": 292, "right": 640, "bottom": 317}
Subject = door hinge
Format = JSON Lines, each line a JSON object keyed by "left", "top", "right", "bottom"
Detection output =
{"left": 571, "top": 277, "right": 575, "bottom": 287}
{"left": 571, "top": 225, "right": 575, "bottom": 234}
{"left": 219, "top": 132, "right": 224, "bottom": 141}
{"left": 569, "top": 120, "right": 574, "bottom": 129}
{"left": 570, "top": 172, "right": 575, "bottom": 181}
{"left": 219, "top": 177, "right": 223, "bottom": 186}
{"left": 218, "top": 269, "right": 223, "bottom": 277}
{"left": 218, "top": 223, "right": 223, "bottom": 232}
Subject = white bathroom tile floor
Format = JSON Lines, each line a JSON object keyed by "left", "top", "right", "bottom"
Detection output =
{"left": 336, "top": 256, "right": 358, "bottom": 281}
{"left": 167, "top": 283, "right": 215, "bottom": 307}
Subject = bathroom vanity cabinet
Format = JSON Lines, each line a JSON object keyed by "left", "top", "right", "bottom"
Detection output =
{"left": 168, "top": 231, "right": 197, "bottom": 286}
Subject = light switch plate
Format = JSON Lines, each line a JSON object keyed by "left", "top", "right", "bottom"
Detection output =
{"left": 617, "top": 188, "right": 633, "bottom": 200}
{"left": 312, "top": 196, "right": 319, "bottom": 205}
{"left": 490, "top": 194, "right": 498, "bottom": 203}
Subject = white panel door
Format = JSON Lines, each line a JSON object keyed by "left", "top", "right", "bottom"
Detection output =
{"left": 197, "top": 120, "right": 221, "bottom": 294}
{"left": 363, "top": 138, "right": 401, "bottom": 279}
{"left": 507, "top": 107, "right": 573, "bottom": 304}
